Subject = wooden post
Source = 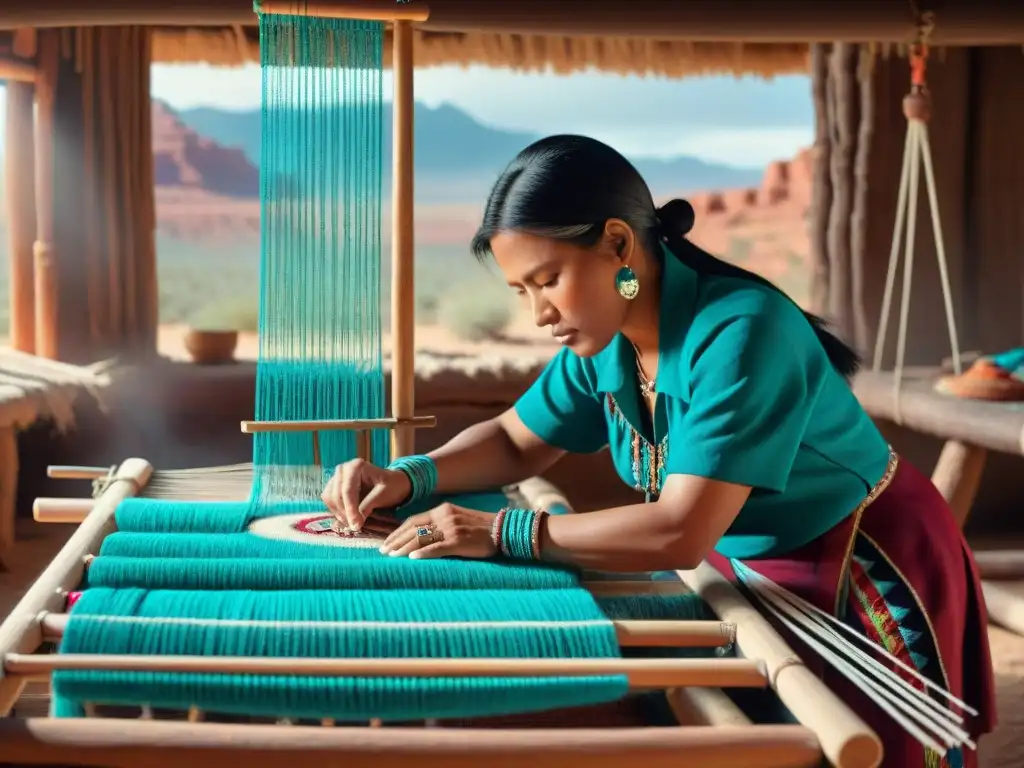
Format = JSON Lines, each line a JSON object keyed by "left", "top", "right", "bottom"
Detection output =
{"left": 32, "top": 30, "right": 59, "bottom": 360}
{"left": 3, "top": 80, "right": 37, "bottom": 354}
{"left": 389, "top": 19, "right": 416, "bottom": 460}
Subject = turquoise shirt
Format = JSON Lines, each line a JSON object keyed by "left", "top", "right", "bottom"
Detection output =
{"left": 514, "top": 249, "right": 891, "bottom": 559}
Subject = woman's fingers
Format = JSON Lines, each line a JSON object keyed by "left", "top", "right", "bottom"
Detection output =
{"left": 382, "top": 513, "right": 430, "bottom": 549}
{"left": 358, "top": 482, "right": 390, "bottom": 518}
{"left": 338, "top": 462, "right": 368, "bottom": 530}
{"left": 408, "top": 539, "right": 457, "bottom": 560}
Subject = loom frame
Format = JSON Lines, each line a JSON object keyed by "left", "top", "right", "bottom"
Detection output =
{"left": 0, "top": 458, "right": 883, "bottom": 768}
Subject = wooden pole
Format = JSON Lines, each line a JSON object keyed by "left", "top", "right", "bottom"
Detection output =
{"left": 678, "top": 563, "right": 882, "bottom": 768}
{"left": 390, "top": 18, "right": 416, "bottom": 460}
{"left": 0, "top": 718, "right": 822, "bottom": 768}
{"left": 3, "top": 79, "right": 37, "bottom": 354}
{"left": 1, "top": 0, "right": 1024, "bottom": 45}
{"left": 0, "top": 458, "right": 153, "bottom": 716}
{"left": 257, "top": 1, "right": 429, "bottom": 22}
{"left": 32, "top": 29, "right": 59, "bottom": 360}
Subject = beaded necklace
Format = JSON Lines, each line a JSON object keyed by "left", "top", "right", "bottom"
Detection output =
{"left": 606, "top": 394, "right": 667, "bottom": 502}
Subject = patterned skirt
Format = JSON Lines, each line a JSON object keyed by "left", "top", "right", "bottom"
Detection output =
{"left": 708, "top": 453, "right": 998, "bottom": 768}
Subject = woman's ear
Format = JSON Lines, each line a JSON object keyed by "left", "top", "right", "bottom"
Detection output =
{"left": 604, "top": 219, "right": 636, "bottom": 264}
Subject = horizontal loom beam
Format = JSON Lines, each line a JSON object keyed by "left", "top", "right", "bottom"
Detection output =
{"left": 256, "top": 0, "right": 429, "bottom": 23}
{"left": 240, "top": 417, "right": 437, "bottom": 434}
{"left": 4, "top": 653, "right": 768, "bottom": 689}
{"left": 37, "top": 613, "right": 736, "bottom": 650}
{"left": 0, "top": 718, "right": 822, "bottom": 768}
{"left": 241, "top": 416, "right": 436, "bottom": 465}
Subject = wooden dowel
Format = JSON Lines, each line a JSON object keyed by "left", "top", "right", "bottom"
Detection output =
{"left": 257, "top": 1, "right": 429, "bottom": 22}
{"left": 355, "top": 429, "right": 372, "bottom": 462}
{"left": 0, "top": 718, "right": 822, "bottom": 768}
{"left": 47, "top": 465, "right": 110, "bottom": 480}
{"left": 0, "top": 58, "right": 35, "bottom": 82}
{"left": 38, "top": 613, "right": 735, "bottom": 649}
{"left": 4, "top": 653, "right": 767, "bottom": 689}
{"left": 930, "top": 440, "right": 987, "bottom": 529}
{"left": 0, "top": 458, "right": 153, "bottom": 717}
{"left": 974, "top": 551, "right": 1024, "bottom": 580}
{"left": 241, "top": 416, "right": 435, "bottom": 434}
{"left": 666, "top": 687, "right": 752, "bottom": 728}
{"left": 32, "top": 498, "right": 95, "bottom": 524}
{"left": 390, "top": 17, "right": 417, "bottom": 460}
{"left": 311, "top": 432, "right": 322, "bottom": 468}
{"left": 678, "top": 563, "right": 881, "bottom": 768}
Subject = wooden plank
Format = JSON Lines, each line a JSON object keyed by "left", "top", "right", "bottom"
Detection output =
{"left": 2, "top": 0, "right": 1024, "bottom": 45}
{"left": 853, "top": 370, "right": 1024, "bottom": 456}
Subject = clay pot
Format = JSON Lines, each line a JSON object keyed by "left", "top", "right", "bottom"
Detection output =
{"left": 184, "top": 329, "right": 239, "bottom": 365}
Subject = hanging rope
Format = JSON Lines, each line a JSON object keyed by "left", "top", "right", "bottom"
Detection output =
{"left": 871, "top": 4, "right": 962, "bottom": 422}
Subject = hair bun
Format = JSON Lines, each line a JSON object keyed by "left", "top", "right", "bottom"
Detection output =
{"left": 657, "top": 199, "right": 695, "bottom": 237}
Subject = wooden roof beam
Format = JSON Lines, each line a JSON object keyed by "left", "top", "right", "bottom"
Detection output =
{"left": 1, "top": 0, "right": 1024, "bottom": 45}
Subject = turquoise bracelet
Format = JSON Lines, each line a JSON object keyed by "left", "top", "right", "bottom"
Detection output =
{"left": 496, "top": 507, "right": 547, "bottom": 560}
{"left": 387, "top": 455, "right": 437, "bottom": 505}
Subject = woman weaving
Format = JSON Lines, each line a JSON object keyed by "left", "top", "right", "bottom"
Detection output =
{"left": 322, "top": 135, "right": 996, "bottom": 766}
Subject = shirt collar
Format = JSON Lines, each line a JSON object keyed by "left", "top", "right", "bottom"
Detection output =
{"left": 593, "top": 243, "right": 698, "bottom": 399}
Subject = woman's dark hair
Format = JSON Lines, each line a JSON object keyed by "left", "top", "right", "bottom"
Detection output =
{"left": 471, "top": 134, "right": 859, "bottom": 379}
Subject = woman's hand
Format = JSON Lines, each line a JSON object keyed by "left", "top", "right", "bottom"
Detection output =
{"left": 380, "top": 503, "right": 497, "bottom": 560}
{"left": 321, "top": 459, "right": 412, "bottom": 531}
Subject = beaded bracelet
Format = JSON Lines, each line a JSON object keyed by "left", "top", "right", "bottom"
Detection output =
{"left": 493, "top": 507, "right": 548, "bottom": 561}
{"left": 386, "top": 455, "right": 438, "bottom": 506}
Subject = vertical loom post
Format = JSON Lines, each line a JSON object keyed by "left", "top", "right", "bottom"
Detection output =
{"left": 390, "top": 19, "right": 416, "bottom": 460}
{"left": 4, "top": 77, "right": 37, "bottom": 354}
{"left": 311, "top": 432, "right": 322, "bottom": 469}
{"left": 33, "top": 29, "right": 59, "bottom": 360}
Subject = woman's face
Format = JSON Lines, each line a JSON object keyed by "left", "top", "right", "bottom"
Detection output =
{"left": 490, "top": 225, "right": 632, "bottom": 357}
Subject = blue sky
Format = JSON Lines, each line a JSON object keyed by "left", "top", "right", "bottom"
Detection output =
{"left": 1, "top": 64, "right": 813, "bottom": 169}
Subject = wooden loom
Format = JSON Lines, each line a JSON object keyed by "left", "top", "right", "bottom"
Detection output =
{"left": 6, "top": 459, "right": 882, "bottom": 768}
{"left": 0, "top": 2, "right": 883, "bottom": 767}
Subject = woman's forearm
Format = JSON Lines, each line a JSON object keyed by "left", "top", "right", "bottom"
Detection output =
{"left": 540, "top": 502, "right": 696, "bottom": 573}
{"left": 426, "top": 415, "right": 561, "bottom": 495}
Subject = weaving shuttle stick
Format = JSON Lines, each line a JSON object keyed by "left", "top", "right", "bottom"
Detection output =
{"left": 678, "top": 564, "right": 882, "bottom": 768}
{"left": 37, "top": 613, "right": 736, "bottom": 650}
{"left": 46, "top": 465, "right": 110, "bottom": 480}
{"left": 256, "top": 1, "right": 429, "bottom": 22}
{"left": 0, "top": 458, "right": 152, "bottom": 716}
{"left": 0, "top": 719, "right": 823, "bottom": 768}
{"left": 32, "top": 498, "right": 94, "bottom": 523}
{"left": 4, "top": 654, "right": 769, "bottom": 689}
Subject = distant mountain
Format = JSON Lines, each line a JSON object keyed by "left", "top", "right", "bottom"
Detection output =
{"left": 169, "top": 100, "right": 763, "bottom": 203}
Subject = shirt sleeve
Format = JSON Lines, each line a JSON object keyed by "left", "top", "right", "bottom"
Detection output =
{"left": 514, "top": 347, "right": 609, "bottom": 454}
{"left": 665, "top": 313, "right": 820, "bottom": 492}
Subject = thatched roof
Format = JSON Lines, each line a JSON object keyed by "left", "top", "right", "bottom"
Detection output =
{"left": 3, "top": 0, "right": 1023, "bottom": 79}
{"left": 150, "top": 26, "right": 811, "bottom": 78}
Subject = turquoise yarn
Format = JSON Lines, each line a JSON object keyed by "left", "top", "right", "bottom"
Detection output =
{"left": 53, "top": 588, "right": 627, "bottom": 722}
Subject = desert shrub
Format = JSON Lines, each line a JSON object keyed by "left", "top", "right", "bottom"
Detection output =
{"left": 189, "top": 295, "right": 261, "bottom": 332}
{"left": 437, "top": 280, "right": 513, "bottom": 342}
